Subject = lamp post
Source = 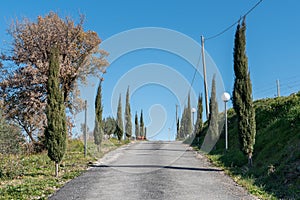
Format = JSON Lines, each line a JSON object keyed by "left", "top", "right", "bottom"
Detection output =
{"left": 191, "top": 107, "right": 196, "bottom": 137}
{"left": 191, "top": 108, "right": 196, "bottom": 125}
{"left": 222, "top": 92, "right": 230, "bottom": 150}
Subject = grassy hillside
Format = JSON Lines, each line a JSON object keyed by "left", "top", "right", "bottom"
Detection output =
{"left": 0, "top": 138, "right": 129, "bottom": 199}
{"left": 191, "top": 92, "right": 300, "bottom": 199}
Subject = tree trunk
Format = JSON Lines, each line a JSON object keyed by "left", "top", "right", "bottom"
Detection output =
{"left": 55, "top": 162, "right": 59, "bottom": 177}
{"left": 97, "top": 144, "right": 101, "bottom": 152}
{"left": 23, "top": 127, "right": 37, "bottom": 144}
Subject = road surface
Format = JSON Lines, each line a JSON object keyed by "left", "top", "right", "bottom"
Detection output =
{"left": 49, "top": 141, "right": 256, "bottom": 200}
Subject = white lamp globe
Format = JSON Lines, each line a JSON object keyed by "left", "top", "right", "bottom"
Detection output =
{"left": 222, "top": 92, "right": 231, "bottom": 102}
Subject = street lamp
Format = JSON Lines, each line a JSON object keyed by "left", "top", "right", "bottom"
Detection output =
{"left": 191, "top": 107, "right": 196, "bottom": 137}
{"left": 191, "top": 107, "right": 196, "bottom": 126}
{"left": 222, "top": 92, "right": 231, "bottom": 150}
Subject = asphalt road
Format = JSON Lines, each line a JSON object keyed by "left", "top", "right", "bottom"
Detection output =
{"left": 49, "top": 141, "right": 257, "bottom": 200}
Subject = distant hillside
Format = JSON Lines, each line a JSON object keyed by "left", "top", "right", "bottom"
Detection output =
{"left": 192, "top": 92, "right": 300, "bottom": 199}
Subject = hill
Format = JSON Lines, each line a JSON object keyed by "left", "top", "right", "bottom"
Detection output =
{"left": 191, "top": 92, "right": 300, "bottom": 199}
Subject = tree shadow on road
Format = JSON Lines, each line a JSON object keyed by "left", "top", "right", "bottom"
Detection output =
{"left": 90, "top": 164, "right": 222, "bottom": 172}
{"left": 125, "top": 148, "right": 188, "bottom": 152}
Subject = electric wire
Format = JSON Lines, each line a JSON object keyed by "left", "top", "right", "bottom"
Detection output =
{"left": 172, "top": 49, "right": 202, "bottom": 134}
{"left": 175, "top": 0, "right": 264, "bottom": 137}
{"left": 253, "top": 75, "right": 300, "bottom": 98}
{"left": 206, "top": 0, "right": 264, "bottom": 41}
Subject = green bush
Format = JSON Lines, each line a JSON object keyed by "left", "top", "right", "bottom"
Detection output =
{"left": 0, "top": 155, "right": 25, "bottom": 179}
{"left": 0, "top": 123, "right": 25, "bottom": 155}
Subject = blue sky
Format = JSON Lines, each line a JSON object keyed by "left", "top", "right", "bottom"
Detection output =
{"left": 1, "top": 1, "right": 299, "bottom": 140}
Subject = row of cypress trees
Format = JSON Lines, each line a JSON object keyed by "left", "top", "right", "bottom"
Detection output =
{"left": 176, "top": 93, "right": 204, "bottom": 140}
{"left": 177, "top": 92, "right": 204, "bottom": 140}
{"left": 177, "top": 95, "right": 192, "bottom": 139}
{"left": 177, "top": 18, "right": 256, "bottom": 165}
{"left": 115, "top": 87, "right": 146, "bottom": 140}
{"left": 44, "top": 18, "right": 256, "bottom": 178}
{"left": 136, "top": 110, "right": 146, "bottom": 139}
{"left": 93, "top": 85, "right": 146, "bottom": 145}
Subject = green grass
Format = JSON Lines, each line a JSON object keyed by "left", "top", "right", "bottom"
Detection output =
{"left": 0, "top": 138, "right": 129, "bottom": 199}
{"left": 190, "top": 92, "right": 300, "bottom": 200}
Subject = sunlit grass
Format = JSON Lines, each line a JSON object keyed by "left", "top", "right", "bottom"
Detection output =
{"left": 0, "top": 138, "right": 129, "bottom": 200}
{"left": 191, "top": 92, "right": 300, "bottom": 199}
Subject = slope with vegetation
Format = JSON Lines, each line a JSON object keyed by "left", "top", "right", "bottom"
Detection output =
{"left": 0, "top": 138, "right": 129, "bottom": 199}
{"left": 192, "top": 92, "right": 300, "bottom": 199}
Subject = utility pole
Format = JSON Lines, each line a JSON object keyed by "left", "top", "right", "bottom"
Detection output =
{"left": 276, "top": 79, "right": 280, "bottom": 97}
{"left": 84, "top": 100, "right": 87, "bottom": 157}
{"left": 201, "top": 36, "right": 209, "bottom": 119}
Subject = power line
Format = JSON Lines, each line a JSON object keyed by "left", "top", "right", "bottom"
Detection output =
{"left": 180, "top": 52, "right": 202, "bottom": 109}
{"left": 177, "top": 0, "right": 264, "bottom": 130}
{"left": 206, "top": 0, "right": 264, "bottom": 41}
{"left": 174, "top": 50, "right": 201, "bottom": 133}
{"left": 253, "top": 78, "right": 300, "bottom": 98}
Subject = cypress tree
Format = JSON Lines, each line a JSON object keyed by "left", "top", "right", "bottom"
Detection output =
{"left": 45, "top": 47, "right": 67, "bottom": 177}
{"left": 186, "top": 94, "right": 192, "bottom": 137}
{"left": 94, "top": 81, "right": 103, "bottom": 152}
{"left": 116, "top": 94, "right": 123, "bottom": 141}
{"left": 194, "top": 94, "right": 203, "bottom": 137}
{"left": 115, "top": 121, "right": 123, "bottom": 141}
{"left": 124, "top": 86, "right": 132, "bottom": 140}
{"left": 178, "top": 106, "right": 187, "bottom": 139}
{"left": 232, "top": 18, "right": 256, "bottom": 166}
{"left": 140, "top": 110, "right": 144, "bottom": 139}
{"left": 178, "top": 95, "right": 193, "bottom": 139}
{"left": 135, "top": 112, "right": 139, "bottom": 139}
{"left": 176, "top": 118, "right": 180, "bottom": 139}
{"left": 203, "top": 75, "right": 218, "bottom": 152}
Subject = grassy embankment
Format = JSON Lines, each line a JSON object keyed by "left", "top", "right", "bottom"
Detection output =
{"left": 189, "top": 92, "right": 300, "bottom": 199}
{"left": 0, "top": 138, "right": 129, "bottom": 199}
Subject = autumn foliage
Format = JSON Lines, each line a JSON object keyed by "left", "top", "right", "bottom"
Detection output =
{"left": 0, "top": 12, "right": 108, "bottom": 145}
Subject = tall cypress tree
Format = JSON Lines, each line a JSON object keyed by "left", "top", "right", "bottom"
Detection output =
{"left": 209, "top": 75, "right": 219, "bottom": 139}
{"left": 195, "top": 94, "right": 203, "bottom": 137}
{"left": 135, "top": 112, "right": 139, "bottom": 139}
{"left": 232, "top": 18, "right": 256, "bottom": 166}
{"left": 140, "top": 110, "right": 144, "bottom": 139}
{"left": 186, "top": 94, "right": 192, "bottom": 137}
{"left": 116, "top": 94, "right": 123, "bottom": 141}
{"left": 178, "top": 106, "right": 187, "bottom": 139}
{"left": 178, "top": 95, "right": 192, "bottom": 139}
{"left": 124, "top": 86, "right": 132, "bottom": 140}
{"left": 45, "top": 47, "right": 67, "bottom": 177}
{"left": 94, "top": 81, "right": 103, "bottom": 152}
{"left": 203, "top": 75, "right": 219, "bottom": 152}
{"left": 176, "top": 118, "right": 180, "bottom": 139}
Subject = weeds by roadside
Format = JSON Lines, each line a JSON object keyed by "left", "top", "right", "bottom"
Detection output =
{"left": 0, "top": 138, "right": 129, "bottom": 200}
{"left": 189, "top": 93, "right": 300, "bottom": 200}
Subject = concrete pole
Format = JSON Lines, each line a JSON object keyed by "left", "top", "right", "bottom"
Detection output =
{"left": 84, "top": 100, "right": 87, "bottom": 157}
{"left": 201, "top": 36, "right": 210, "bottom": 119}
{"left": 276, "top": 79, "right": 280, "bottom": 97}
{"left": 225, "top": 101, "right": 228, "bottom": 150}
